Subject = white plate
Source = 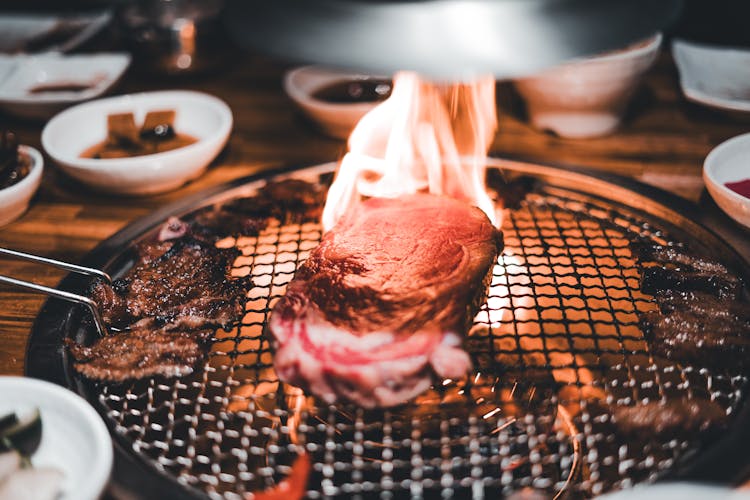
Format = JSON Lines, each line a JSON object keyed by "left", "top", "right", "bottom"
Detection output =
{"left": 0, "top": 52, "right": 131, "bottom": 120}
{"left": 703, "top": 132, "right": 750, "bottom": 230}
{"left": 0, "top": 376, "right": 113, "bottom": 500}
{"left": 42, "top": 90, "right": 233, "bottom": 195}
{"left": 0, "top": 10, "right": 111, "bottom": 54}
{"left": 672, "top": 38, "right": 750, "bottom": 112}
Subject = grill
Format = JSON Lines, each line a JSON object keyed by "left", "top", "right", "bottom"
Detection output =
{"left": 26, "top": 159, "right": 750, "bottom": 499}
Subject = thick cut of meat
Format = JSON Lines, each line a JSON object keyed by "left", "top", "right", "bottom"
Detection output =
{"left": 270, "top": 194, "right": 503, "bottom": 408}
{"left": 91, "top": 237, "right": 250, "bottom": 331}
{"left": 67, "top": 328, "right": 213, "bottom": 381}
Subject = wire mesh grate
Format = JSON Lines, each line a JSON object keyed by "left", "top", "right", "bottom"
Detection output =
{"left": 89, "top": 168, "right": 748, "bottom": 499}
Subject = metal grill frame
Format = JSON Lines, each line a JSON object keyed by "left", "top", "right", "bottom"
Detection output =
{"left": 25, "top": 158, "right": 750, "bottom": 499}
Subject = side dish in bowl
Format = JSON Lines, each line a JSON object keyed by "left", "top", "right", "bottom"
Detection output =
{"left": 703, "top": 132, "right": 750, "bottom": 229}
{"left": 0, "top": 133, "right": 44, "bottom": 227}
{"left": 513, "top": 33, "right": 662, "bottom": 138}
{"left": 284, "top": 65, "right": 392, "bottom": 140}
{"left": 41, "top": 90, "right": 232, "bottom": 196}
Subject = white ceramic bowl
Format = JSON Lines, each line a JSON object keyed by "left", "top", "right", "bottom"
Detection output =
{"left": 514, "top": 33, "right": 662, "bottom": 139}
{"left": 0, "top": 376, "right": 113, "bottom": 500}
{"left": 672, "top": 38, "right": 750, "bottom": 113}
{"left": 284, "top": 65, "right": 387, "bottom": 140}
{"left": 0, "top": 145, "right": 43, "bottom": 228}
{"left": 42, "top": 90, "right": 232, "bottom": 195}
{"left": 703, "top": 132, "right": 750, "bottom": 229}
{"left": 0, "top": 53, "right": 131, "bottom": 121}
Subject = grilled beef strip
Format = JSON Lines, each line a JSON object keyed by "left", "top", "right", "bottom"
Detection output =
{"left": 636, "top": 244, "right": 742, "bottom": 298}
{"left": 67, "top": 328, "right": 213, "bottom": 382}
{"left": 189, "top": 179, "right": 326, "bottom": 241}
{"left": 586, "top": 398, "right": 727, "bottom": 439}
{"left": 641, "top": 290, "right": 750, "bottom": 369}
{"left": 90, "top": 236, "right": 250, "bottom": 331}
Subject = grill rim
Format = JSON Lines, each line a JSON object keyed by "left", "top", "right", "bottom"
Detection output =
{"left": 25, "top": 158, "right": 750, "bottom": 499}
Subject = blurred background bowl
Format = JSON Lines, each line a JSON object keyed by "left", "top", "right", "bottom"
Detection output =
{"left": 41, "top": 90, "right": 232, "bottom": 195}
{"left": 0, "top": 53, "right": 130, "bottom": 121}
{"left": 513, "top": 32, "right": 662, "bottom": 139}
{"left": 0, "top": 145, "right": 43, "bottom": 227}
{"left": 703, "top": 132, "right": 750, "bottom": 229}
{"left": 283, "top": 65, "right": 390, "bottom": 140}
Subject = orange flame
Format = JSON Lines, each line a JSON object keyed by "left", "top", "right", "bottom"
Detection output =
{"left": 322, "top": 71, "right": 498, "bottom": 231}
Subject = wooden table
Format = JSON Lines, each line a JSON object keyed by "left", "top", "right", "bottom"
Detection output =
{"left": 0, "top": 49, "right": 748, "bottom": 376}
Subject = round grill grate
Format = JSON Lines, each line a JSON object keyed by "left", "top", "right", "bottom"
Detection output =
{"left": 29, "top": 162, "right": 750, "bottom": 499}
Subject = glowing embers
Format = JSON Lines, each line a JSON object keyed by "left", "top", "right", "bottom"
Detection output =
{"left": 322, "top": 71, "right": 498, "bottom": 230}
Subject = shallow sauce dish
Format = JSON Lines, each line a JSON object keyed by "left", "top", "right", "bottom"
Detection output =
{"left": 42, "top": 90, "right": 233, "bottom": 195}
{"left": 0, "top": 53, "right": 131, "bottom": 121}
{"left": 0, "top": 145, "right": 43, "bottom": 228}
{"left": 284, "top": 65, "right": 388, "bottom": 140}
{"left": 672, "top": 38, "right": 750, "bottom": 112}
{"left": 0, "top": 376, "right": 112, "bottom": 500}
{"left": 703, "top": 132, "right": 750, "bottom": 229}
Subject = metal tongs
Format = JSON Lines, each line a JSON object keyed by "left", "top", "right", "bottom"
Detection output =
{"left": 0, "top": 248, "right": 111, "bottom": 337}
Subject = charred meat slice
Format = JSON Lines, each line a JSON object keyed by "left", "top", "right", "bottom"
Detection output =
{"left": 67, "top": 328, "right": 213, "bottom": 382}
{"left": 637, "top": 244, "right": 741, "bottom": 298}
{"left": 190, "top": 179, "right": 325, "bottom": 240}
{"left": 270, "top": 194, "right": 503, "bottom": 408}
{"left": 641, "top": 291, "right": 750, "bottom": 369}
{"left": 585, "top": 398, "right": 727, "bottom": 440}
{"left": 91, "top": 237, "right": 250, "bottom": 330}
{"left": 612, "top": 399, "right": 727, "bottom": 438}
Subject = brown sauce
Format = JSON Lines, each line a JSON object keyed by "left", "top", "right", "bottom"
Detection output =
{"left": 28, "top": 82, "right": 92, "bottom": 94}
{"left": 0, "top": 132, "right": 30, "bottom": 190}
{"left": 311, "top": 78, "right": 392, "bottom": 103}
{"left": 0, "top": 154, "right": 30, "bottom": 190}
{"left": 79, "top": 109, "right": 198, "bottom": 159}
{"left": 81, "top": 133, "right": 197, "bottom": 159}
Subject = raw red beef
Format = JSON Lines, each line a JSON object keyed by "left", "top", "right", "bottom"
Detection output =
{"left": 270, "top": 193, "right": 503, "bottom": 408}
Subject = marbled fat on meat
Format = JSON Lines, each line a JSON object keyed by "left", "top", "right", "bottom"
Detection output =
{"left": 270, "top": 194, "right": 503, "bottom": 408}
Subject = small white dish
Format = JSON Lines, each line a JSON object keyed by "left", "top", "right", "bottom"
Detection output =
{"left": 599, "top": 482, "right": 741, "bottom": 500}
{"left": 284, "top": 65, "right": 388, "bottom": 140}
{"left": 42, "top": 90, "right": 233, "bottom": 195}
{"left": 703, "top": 132, "right": 750, "bottom": 229}
{"left": 0, "top": 10, "right": 112, "bottom": 54}
{"left": 0, "top": 145, "right": 43, "bottom": 228}
{"left": 0, "top": 53, "right": 131, "bottom": 121}
{"left": 514, "top": 33, "right": 661, "bottom": 138}
{"left": 0, "top": 376, "right": 113, "bottom": 500}
{"left": 673, "top": 39, "right": 750, "bottom": 112}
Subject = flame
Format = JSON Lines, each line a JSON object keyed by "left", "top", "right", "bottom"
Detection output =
{"left": 322, "top": 71, "right": 498, "bottom": 231}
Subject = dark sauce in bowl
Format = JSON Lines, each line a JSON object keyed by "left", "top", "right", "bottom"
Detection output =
{"left": 28, "top": 82, "right": 93, "bottom": 94}
{"left": 0, "top": 133, "right": 31, "bottom": 190}
{"left": 79, "top": 110, "right": 198, "bottom": 159}
{"left": 81, "top": 133, "right": 197, "bottom": 159}
{"left": 311, "top": 79, "right": 392, "bottom": 104}
{"left": 0, "top": 155, "right": 31, "bottom": 190}
{"left": 725, "top": 178, "right": 750, "bottom": 199}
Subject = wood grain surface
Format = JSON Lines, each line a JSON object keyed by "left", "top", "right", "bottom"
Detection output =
{"left": 0, "top": 49, "right": 748, "bottom": 377}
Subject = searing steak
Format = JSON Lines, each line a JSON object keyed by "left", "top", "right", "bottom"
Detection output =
{"left": 270, "top": 194, "right": 503, "bottom": 408}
